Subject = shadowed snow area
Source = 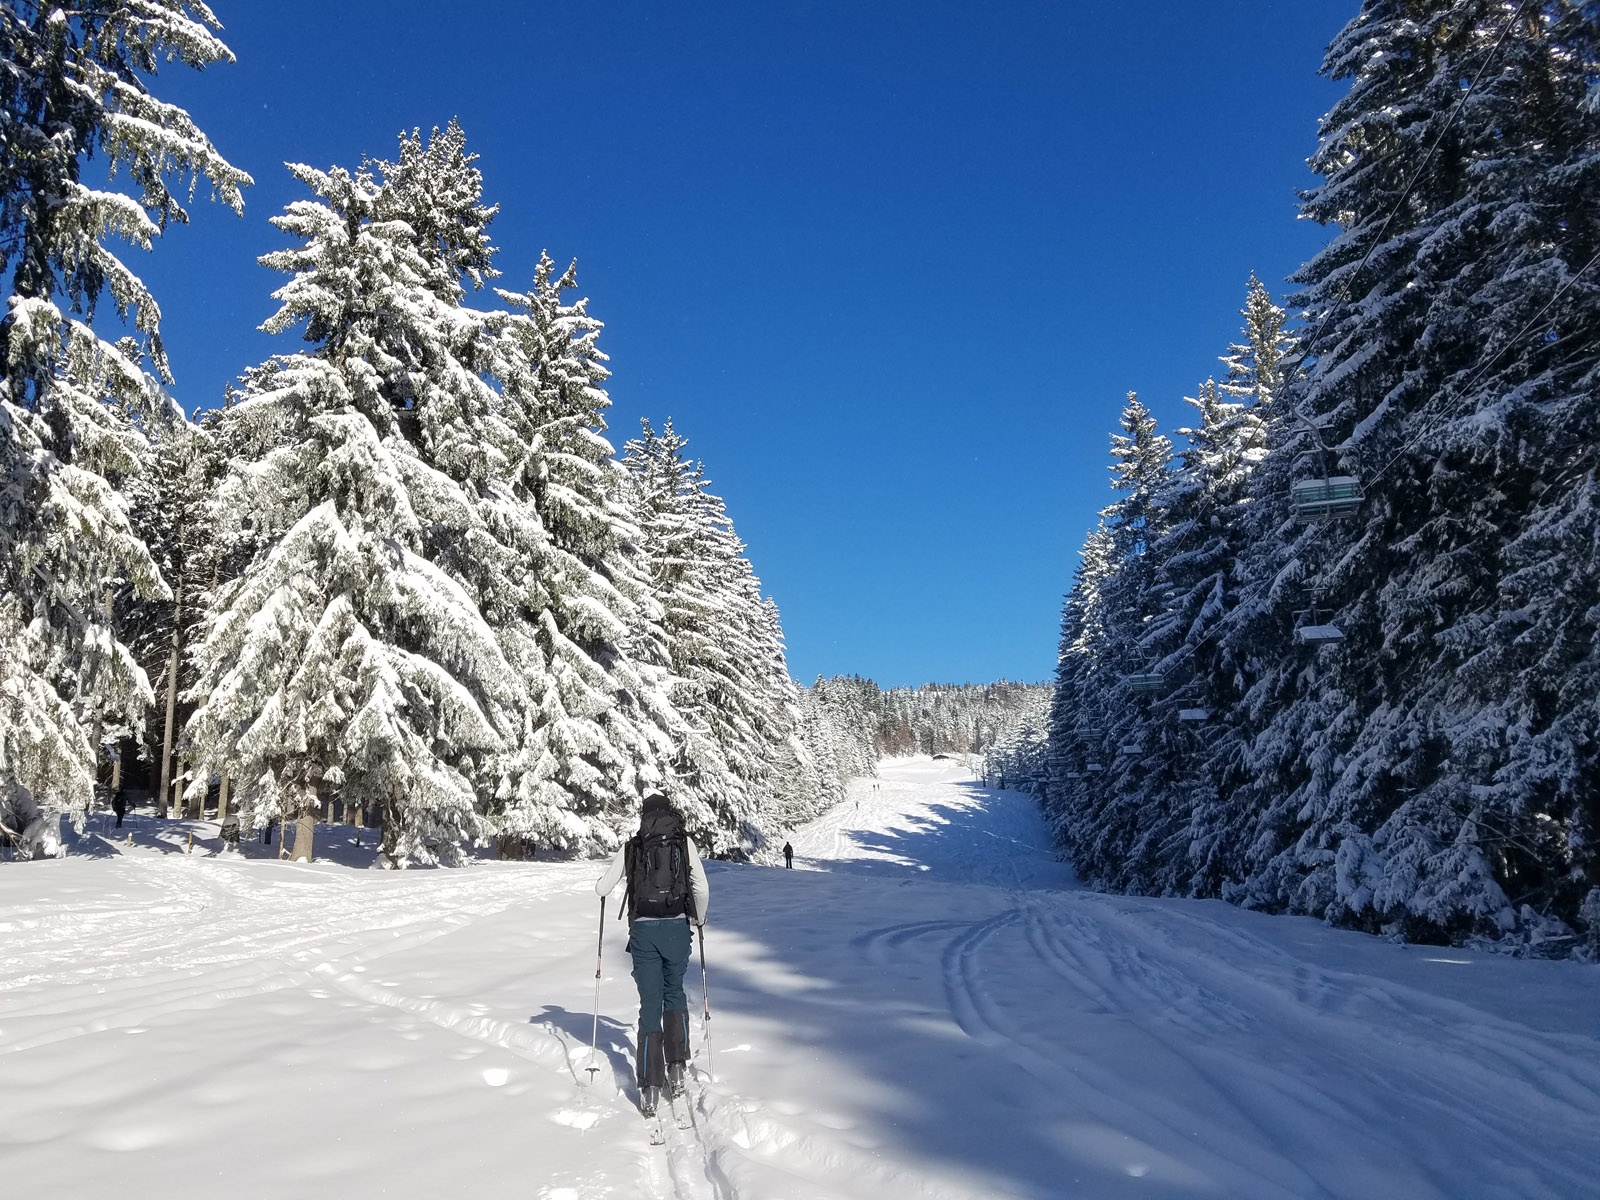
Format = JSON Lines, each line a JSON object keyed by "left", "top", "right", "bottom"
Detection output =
{"left": 3, "top": 758, "right": 1598, "bottom": 1199}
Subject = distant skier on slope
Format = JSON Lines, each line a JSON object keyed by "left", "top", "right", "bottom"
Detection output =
{"left": 596, "top": 790, "right": 709, "bottom": 1117}
{"left": 783, "top": 841, "right": 794, "bottom": 868}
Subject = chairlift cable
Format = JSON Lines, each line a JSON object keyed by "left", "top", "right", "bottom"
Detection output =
{"left": 1143, "top": 243, "right": 1590, "bottom": 685}
{"left": 1286, "top": 0, "right": 1539, "bottom": 427}
{"left": 1096, "top": 4, "right": 1546, "bottom": 718}
{"left": 1365, "top": 245, "right": 1600, "bottom": 490}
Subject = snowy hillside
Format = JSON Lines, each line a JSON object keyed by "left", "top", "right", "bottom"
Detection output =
{"left": 4, "top": 759, "right": 1598, "bottom": 1199}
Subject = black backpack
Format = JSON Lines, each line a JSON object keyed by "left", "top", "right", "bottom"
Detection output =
{"left": 624, "top": 806, "right": 691, "bottom": 921}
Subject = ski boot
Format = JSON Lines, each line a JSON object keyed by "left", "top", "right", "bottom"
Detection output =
{"left": 667, "top": 1061, "right": 685, "bottom": 1100}
{"left": 640, "top": 1085, "right": 661, "bottom": 1118}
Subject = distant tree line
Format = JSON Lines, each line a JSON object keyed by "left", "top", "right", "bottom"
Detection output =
{"left": 1041, "top": 0, "right": 1600, "bottom": 955}
{"left": 804, "top": 676, "right": 1050, "bottom": 787}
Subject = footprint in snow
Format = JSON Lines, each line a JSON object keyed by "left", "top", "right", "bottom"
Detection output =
{"left": 550, "top": 1109, "right": 599, "bottom": 1131}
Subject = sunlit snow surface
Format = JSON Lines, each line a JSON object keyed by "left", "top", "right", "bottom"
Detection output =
{"left": 3, "top": 759, "right": 1598, "bottom": 1199}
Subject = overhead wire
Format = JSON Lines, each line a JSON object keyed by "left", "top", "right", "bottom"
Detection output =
{"left": 1289, "top": 0, "right": 1541, "bottom": 413}
{"left": 1111, "top": 1, "right": 1558, "bottom": 696}
{"left": 1064, "top": 1, "right": 1568, "bottom": 742}
{"left": 1366, "top": 245, "right": 1600, "bottom": 489}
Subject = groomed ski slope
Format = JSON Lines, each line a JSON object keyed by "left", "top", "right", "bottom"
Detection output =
{"left": 3, "top": 758, "right": 1597, "bottom": 1200}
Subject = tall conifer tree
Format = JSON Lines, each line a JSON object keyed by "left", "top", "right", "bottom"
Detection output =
{"left": 0, "top": 1, "right": 247, "bottom": 831}
{"left": 185, "top": 130, "right": 522, "bottom": 866}
{"left": 485, "top": 255, "right": 677, "bottom": 854}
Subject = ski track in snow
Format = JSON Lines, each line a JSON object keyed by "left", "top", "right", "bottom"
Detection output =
{"left": 4, "top": 761, "right": 1599, "bottom": 1200}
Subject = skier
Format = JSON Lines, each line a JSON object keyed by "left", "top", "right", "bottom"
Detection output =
{"left": 596, "top": 789, "right": 708, "bottom": 1118}
{"left": 111, "top": 787, "right": 127, "bottom": 829}
{"left": 782, "top": 840, "right": 794, "bottom": 868}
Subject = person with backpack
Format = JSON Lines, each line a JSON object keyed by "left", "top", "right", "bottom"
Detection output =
{"left": 595, "top": 789, "right": 708, "bottom": 1116}
{"left": 782, "top": 840, "right": 794, "bottom": 868}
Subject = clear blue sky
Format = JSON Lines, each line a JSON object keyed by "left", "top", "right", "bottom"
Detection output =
{"left": 143, "top": 0, "right": 1350, "bottom": 688}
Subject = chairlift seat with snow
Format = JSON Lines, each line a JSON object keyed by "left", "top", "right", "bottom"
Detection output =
{"left": 1177, "top": 707, "right": 1210, "bottom": 722}
{"left": 1117, "top": 743, "right": 1143, "bottom": 755}
{"left": 1086, "top": 762, "right": 1105, "bottom": 773}
{"left": 1290, "top": 475, "right": 1363, "bottom": 521}
{"left": 1296, "top": 624, "right": 1346, "bottom": 646}
{"left": 1126, "top": 673, "right": 1165, "bottom": 693}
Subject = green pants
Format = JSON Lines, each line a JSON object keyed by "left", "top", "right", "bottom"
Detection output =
{"left": 628, "top": 918, "right": 692, "bottom": 1087}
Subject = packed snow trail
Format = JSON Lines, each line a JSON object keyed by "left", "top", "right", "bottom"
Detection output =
{"left": 3, "top": 762, "right": 1598, "bottom": 1199}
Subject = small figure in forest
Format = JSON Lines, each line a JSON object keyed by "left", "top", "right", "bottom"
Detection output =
{"left": 111, "top": 787, "right": 127, "bottom": 829}
{"left": 595, "top": 790, "right": 709, "bottom": 1117}
{"left": 783, "top": 841, "right": 794, "bottom": 869}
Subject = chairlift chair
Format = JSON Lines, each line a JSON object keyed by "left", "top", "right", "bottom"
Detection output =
{"left": 1085, "top": 761, "right": 1105, "bottom": 773}
{"left": 1296, "top": 623, "right": 1345, "bottom": 646}
{"left": 1126, "top": 673, "right": 1165, "bottom": 693}
{"left": 1293, "top": 605, "right": 1345, "bottom": 646}
{"left": 1290, "top": 475, "right": 1363, "bottom": 521}
{"left": 1117, "top": 742, "right": 1143, "bottom": 756}
{"left": 1177, "top": 707, "right": 1211, "bottom": 722}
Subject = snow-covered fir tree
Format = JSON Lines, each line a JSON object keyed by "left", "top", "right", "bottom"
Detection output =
{"left": 1055, "top": 395, "right": 1175, "bottom": 890}
{"left": 485, "top": 255, "right": 678, "bottom": 855}
{"left": 184, "top": 128, "right": 525, "bottom": 866}
{"left": 805, "top": 676, "right": 883, "bottom": 785}
{"left": 1043, "top": 520, "right": 1116, "bottom": 827}
{"left": 623, "top": 418, "right": 804, "bottom": 854}
{"left": 0, "top": 1, "right": 247, "bottom": 839}
{"left": 1044, "top": 3, "right": 1600, "bottom": 952}
{"left": 123, "top": 413, "right": 225, "bottom": 817}
{"left": 981, "top": 687, "right": 1052, "bottom": 796}
{"left": 1122, "top": 283, "right": 1283, "bottom": 895}
{"left": 1209, "top": 0, "right": 1600, "bottom": 941}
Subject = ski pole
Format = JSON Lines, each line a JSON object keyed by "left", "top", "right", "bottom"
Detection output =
{"left": 697, "top": 923, "right": 710, "bottom": 1021}
{"left": 586, "top": 896, "right": 605, "bottom": 1083}
{"left": 697, "top": 923, "right": 713, "bottom": 1074}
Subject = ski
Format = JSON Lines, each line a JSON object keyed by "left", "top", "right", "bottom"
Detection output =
{"left": 642, "top": 1085, "right": 666, "bottom": 1145}
{"left": 668, "top": 1088, "right": 691, "bottom": 1130}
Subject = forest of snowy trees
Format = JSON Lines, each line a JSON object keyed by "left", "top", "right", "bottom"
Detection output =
{"left": 0, "top": 2, "right": 845, "bottom": 866}
{"left": 1043, "top": 1, "right": 1600, "bottom": 952}
{"left": 5, "top": 0, "right": 1599, "bottom": 957}
{"left": 806, "top": 676, "right": 1049, "bottom": 784}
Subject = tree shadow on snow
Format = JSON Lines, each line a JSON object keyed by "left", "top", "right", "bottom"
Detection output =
{"left": 691, "top": 781, "right": 1223, "bottom": 1199}
{"left": 805, "top": 786, "right": 1073, "bottom": 892}
{"left": 700, "top": 856, "right": 1223, "bottom": 1199}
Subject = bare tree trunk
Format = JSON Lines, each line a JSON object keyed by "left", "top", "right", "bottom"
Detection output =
{"left": 217, "top": 771, "right": 229, "bottom": 823}
{"left": 290, "top": 812, "right": 315, "bottom": 862}
{"left": 158, "top": 571, "right": 183, "bottom": 819}
{"left": 284, "top": 760, "right": 320, "bottom": 862}
{"left": 158, "top": 649, "right": 177, "bottom": 818}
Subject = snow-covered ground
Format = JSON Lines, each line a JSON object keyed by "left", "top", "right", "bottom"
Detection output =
{"left": 4, "top": 759, "right": 1598, "bottom": 1199}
